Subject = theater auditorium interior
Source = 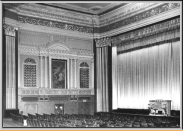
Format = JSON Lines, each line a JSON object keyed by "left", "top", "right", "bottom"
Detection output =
{"left": 1, "top": 2, "right": 182, "bottom": 128}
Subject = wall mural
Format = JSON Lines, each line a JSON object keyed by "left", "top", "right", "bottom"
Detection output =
{"left": 52, "top": 59, "right": 67, "bottom": 89}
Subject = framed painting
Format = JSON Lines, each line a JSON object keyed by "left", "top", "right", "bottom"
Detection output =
{"left": 51, "top": 59, "right": 67, "bottom": 89}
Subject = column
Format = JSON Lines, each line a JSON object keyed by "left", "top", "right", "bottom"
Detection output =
{"left": 45, "top": 56, "right": 48, "bottom": 88}
{"left": 67, "top": 59, "right": 70, "bottom": 89}
{"left": 70, "top": 59, "right": 73, "bottom": 88}
{"left": 75, "top": 59, "right": 77, "bottom": 88}
{"left": 91, "top": 60, "right": 94, "bottom": 89}
{"left": 18, "top": 53, "right": 20, "bottom": 88}
{"left": 39, "top": 56, "right": 43, "bottom": 88}
{"left": 3, "top": 24, "right": 17, "bottom": 109}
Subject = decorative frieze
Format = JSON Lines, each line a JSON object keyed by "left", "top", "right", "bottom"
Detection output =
{"left": 100, "top": 3, "right": 180, "bottom": 33}
{"left": 3, "top": 24, "right": 17, "bottom": 36}
{"left": 18, "top": 88, "right": 94, "bottom": 95}
{"left": 95, "top": 37, "right": 112, "bottom": 47}
{"left": 112, "top": 17, "right": 180, "bottom": 44}
{"left": 4, "top": 3, "right": 92, "bottom": 26}
{"left": 18, "top": 16, "right": 93, "bottom": 34}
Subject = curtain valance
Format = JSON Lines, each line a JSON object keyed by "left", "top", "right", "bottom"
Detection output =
{"left": 111, "top": 17, "right": 180, "bottom": 53}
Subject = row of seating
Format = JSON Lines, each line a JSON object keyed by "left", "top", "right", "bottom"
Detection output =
{"left": 11, "top": 112, "right": 180, "bottom": 128}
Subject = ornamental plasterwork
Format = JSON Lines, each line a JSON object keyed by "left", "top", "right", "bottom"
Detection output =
{"left": 18, "top": 16, "right": 93, "bottom": 34}
{"left": 19, "top": 42, "right": 46, "bottom": 46}
{"left": 4, "top": 17, "right": 94, "bottom": 39}
{"left": 4, "top": 3, "right": 92, "bottom": 27}
{"left": 3, "top": 24, "right": 17, "bottom": 36}
{"left": 100, "top": 3, "right": 180, "bottom": 33}
{"left": 95, "top": 37, "right": 112, "bottom": 47}
{"left": 18, "top": 88, "right": 94, "bottom": 95}
{"left": 99, "top": 3, "right": 157, "bottom": 26}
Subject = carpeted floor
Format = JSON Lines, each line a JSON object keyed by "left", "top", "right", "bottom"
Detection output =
{"left": 3, "top": 118, "right": 22, "bottom": 127}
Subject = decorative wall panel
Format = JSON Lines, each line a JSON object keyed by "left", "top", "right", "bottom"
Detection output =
{"left": 19, "top": 30, "right": 50, "bottom": 46}
{"left": 67, "top": 37, "right": 93, "bottom": 52}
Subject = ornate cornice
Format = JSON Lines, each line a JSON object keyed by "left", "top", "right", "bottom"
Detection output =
{"left": 112, "top": 17, "right": 180, "bottom": 44}
{"left": 18, "top": 88, "right": 95, "bottom": 95}
{"left": 4, "top": 3, "right": 93, "bottom": 27}
{"left": 95, "top": 37, "right": 112, "bottom": 47}
{"left": 99, "top": 3, "right": 158, "bottom": 26}
{"left": 4, "top": 17, "right": 94, "bottom": 39}
{"left": 3, "top": 3, "right": 180, "bottom": 38}
{"left": 3, "top": 24, "right": 18, "bottom": 36}
{"left": 100, "top": 7, "right": 180, "bottom": 38}
{"left": 18, "top": 15, "right": 93, "bottom": 34}
{"left": 100, "top": 3, "right": 180, "bottom": 33}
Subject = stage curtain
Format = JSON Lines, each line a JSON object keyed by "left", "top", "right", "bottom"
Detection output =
{"left": 113, "top": 28, "right": 180, "bottom": 110}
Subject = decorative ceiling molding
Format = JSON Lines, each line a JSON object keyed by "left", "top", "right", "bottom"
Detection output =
{"left": 99, "top": 3, "right": 158, "bottom": 26}
{"left": 100, "top": 3, "right": 180, "bottom": 33}
{"left": 4, "top": 17, "right": 94, "bottom": 39}
{"left": 48, "top": 3, "right": 126, "bottom": 15}
{"left": 4, "top": 3, "right": 93, "bottom": 26}
{"left": 3, "top": 3, "right": 181, "bottom": 39}
{"left": 100, "top": 6, "right": 180, "bottom": 38}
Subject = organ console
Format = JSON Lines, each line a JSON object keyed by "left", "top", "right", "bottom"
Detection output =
{"left": 148, "top": 99, "right": 171, "bottom": 116}
{"left": 55, "top": 104, "right": 64, "bottom": 115}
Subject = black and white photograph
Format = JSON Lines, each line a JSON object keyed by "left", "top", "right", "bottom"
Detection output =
{"left": 0, "top": 1, "right": 182, "bottom": 129}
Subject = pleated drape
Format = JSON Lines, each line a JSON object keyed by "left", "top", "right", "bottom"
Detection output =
{"left": 116, "top": 40, "right": 180, "bottom": 110}
{"left": 112, "top": 27, "right": 180, "bottom": 110}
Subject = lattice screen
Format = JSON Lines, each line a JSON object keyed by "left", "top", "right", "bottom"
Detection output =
{"left": 80, "top": 62, "right": 89, "bottom": 88}
{"left": 24, "top": 58, "right": 37, "bottom": 87}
